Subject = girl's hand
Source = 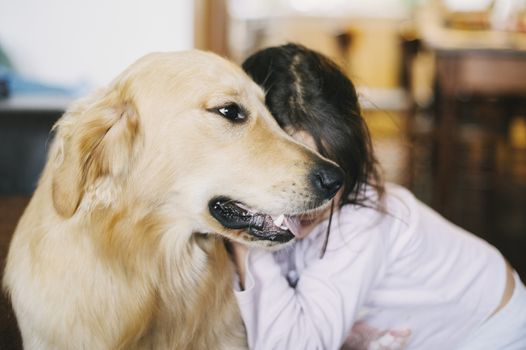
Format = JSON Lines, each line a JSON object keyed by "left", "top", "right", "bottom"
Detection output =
{"left": 227, "top": 241, "right": 249, "bottom": 290}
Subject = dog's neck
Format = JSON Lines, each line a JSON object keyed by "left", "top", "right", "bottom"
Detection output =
{"left": 78, "top": 202, "right": 245, "bottom": 348}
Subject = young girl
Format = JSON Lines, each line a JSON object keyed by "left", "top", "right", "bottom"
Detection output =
{"left": 230, "top": 44, "right": 526, "bottom": 350}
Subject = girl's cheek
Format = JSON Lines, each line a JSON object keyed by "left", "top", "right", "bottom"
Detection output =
{"left": 285, "top": 215, "right": 318, "bottom": 239}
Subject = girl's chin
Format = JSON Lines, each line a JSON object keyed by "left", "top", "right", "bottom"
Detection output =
{"left": 294, "top": 217, "right": 320, "bottom": 239}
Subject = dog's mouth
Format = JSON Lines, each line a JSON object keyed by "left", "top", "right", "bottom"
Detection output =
{"left": 208, "top": 197, "right": 300, "bottom": 243}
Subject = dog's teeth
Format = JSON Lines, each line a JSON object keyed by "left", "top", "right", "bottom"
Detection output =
{"left": 273, "top": 214, "right": 285, "bottom": 227}
{"left": 284, "top": 216, "right": 302, "bottom": 237}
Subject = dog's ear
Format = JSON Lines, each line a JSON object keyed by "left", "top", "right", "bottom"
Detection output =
{"left": 51, "top": 87, "right": 140, "bottom": 218}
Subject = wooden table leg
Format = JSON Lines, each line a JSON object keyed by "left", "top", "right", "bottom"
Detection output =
{"left": 433, "top": 55, "right": 459, "bottom": 215}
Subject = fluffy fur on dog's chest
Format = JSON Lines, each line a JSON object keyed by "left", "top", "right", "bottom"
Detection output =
{"left": 6, "top": 176, "right": 246, "bottom": 349}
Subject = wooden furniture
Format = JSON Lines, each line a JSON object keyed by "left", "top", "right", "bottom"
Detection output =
{"left": 416, "top": 2, "right": 526, "bottom": 214}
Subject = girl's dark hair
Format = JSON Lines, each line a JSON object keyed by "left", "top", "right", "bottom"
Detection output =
{"left": 242, "top": 43, "right": 384, "bottom": 208}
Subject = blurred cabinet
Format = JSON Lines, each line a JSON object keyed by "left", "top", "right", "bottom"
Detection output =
{"left": 0, "top": 96, "right": 69, "bottom": 194}
{"left": 415, "top": 2, "right": 526, "bottom": 277}
{"left": 416, "top": 1, "right": 526, "bottom": 212}
{"left": 434, "top": 52, "right": 526, "bottom": 212}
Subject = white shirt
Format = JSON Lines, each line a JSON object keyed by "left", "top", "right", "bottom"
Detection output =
{"left": 234, "top": 184, "right": 507, "bottom": 350}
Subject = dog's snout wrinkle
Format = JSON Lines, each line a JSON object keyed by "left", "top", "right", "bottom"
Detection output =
{"left": 310, "top": 162, "right": 344, "bottom": 200}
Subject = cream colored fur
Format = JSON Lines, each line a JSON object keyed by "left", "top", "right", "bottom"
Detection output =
{"left": 3, "top": 51, "right": 331, "bottom": 349}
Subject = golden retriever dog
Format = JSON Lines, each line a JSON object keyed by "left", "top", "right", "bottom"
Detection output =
{"left": 3, "top": 51, "right": 343, "bottom": 349}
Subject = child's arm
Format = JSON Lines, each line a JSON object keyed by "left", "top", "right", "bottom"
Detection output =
{"left": 232, "top": 225, "right": 385, "bottom": 350}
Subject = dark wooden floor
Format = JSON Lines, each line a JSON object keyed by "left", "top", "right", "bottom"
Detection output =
{"left": 0, "top": 197, "right": 26, "bottom": 350}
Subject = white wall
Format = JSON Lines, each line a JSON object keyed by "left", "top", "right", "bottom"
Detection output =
{"left": 0, "top": 0, "right": 194, "bottom": 89}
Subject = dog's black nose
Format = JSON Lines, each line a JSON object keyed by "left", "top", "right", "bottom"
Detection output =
{"left": 310, "top": 162, "right": 344, "bottom": 200}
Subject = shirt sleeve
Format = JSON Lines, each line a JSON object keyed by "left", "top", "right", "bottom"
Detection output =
{"left": 234, "top": 216, "right": 386, "bottom": 350}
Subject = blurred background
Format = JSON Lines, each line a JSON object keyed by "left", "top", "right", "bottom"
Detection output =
{"left": 1, "top": 0, "right": 525, "bottom": 347}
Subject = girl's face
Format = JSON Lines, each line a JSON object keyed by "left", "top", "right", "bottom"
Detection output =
{"left": 286, "top": 128, "right": 343, "bottom": 239}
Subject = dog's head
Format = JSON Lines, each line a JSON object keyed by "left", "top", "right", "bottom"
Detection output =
{"left": 50, "top": 51, "right": 342, "bottom": 248}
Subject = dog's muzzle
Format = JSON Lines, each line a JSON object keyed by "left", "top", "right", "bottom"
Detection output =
{"left": 209, "top": 160, "right": 343, "bottom": 243}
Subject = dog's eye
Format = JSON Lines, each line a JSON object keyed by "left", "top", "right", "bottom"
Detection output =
{"left": 215, "top": 104, "right": 246, "bottom": 122}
